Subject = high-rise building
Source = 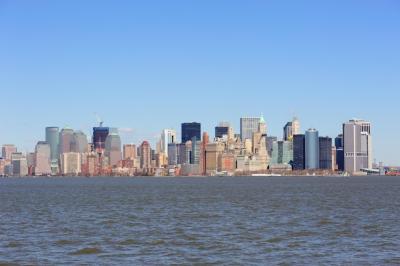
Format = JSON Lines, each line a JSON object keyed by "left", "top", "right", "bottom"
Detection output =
{"left": 140, "top": 141, "right": 152, "bottom": 171}
{"left": 123, "top": 144, "right": 136, "bottom": 160}
{"left": 305, "top": 129, "right": 319, "bottom": 170}
{"left": 167, "top": 143, "right": 178, "bottom": 166}
{"left": 270, "top": 141, "right": 293, "bottom": 165}
{"left": 191, "top": 137, "right": 201, "bottom": 165}
{"left": 181, "top": 122, "right": 201, "bottom": 143}
{"left": 266, "top": 136, "right": 277, "bottom": 157}
{"left": 215, "top": 122, "right": 231, "bottom": 139}
{"left": 34, "top": 141, "right": 51, "bottom": 175}
{"left": 161, "top": 129, "right": 176, "bottom": 157}
{"left": 2, "top": 144, "right": 17, "bottom": 161}
{"left": 73, "top": 131, "right": 89, "bottom": 153}
{"left": 59, "top": 128, "right": 75, "bottom": 154}
{"left": 292, "top": 117, "right": 300, "bottom": 136}
{"left": 11, "top": 152, "right": 28, "bottom": 176}
{"left": 283, "top": 122, "right": 293, "bottom": 141}
{"left": 60, "top": 152, "right": 81, "bottom": 175}
{"left": 335, "top": 134, "right": 344, "bottom": 171}
{"left": 319, "top": 137, "right": 332, "bottom": 170}
{"left": 105, "top": 132, "right": 122, "bottom": 167}
{"left": 93, "top": 126, "right": 110, "bottom": 153}
{"left": 177, "top": 143, "right": 187, "bottom": 165}
{"left": 293, "top": 134, "right": 305, "bottom": 170}
{"left": 45, "top": 127, "right": 60, "bottom": 174}
{"left": 343, "top": 119, "right": 372, "bottom": 174}
{"left": 240, "top": 117, "right": 260, "bottom": 141}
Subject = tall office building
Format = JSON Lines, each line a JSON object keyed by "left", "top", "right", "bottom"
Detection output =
{"left": 283, "top": 122, "right": 293, "bottom": 141}
{"left": 215, "top": 122, "right": 233, "bottom": 140}
{"left": 34, "top": 141, "right": 51, "bottom": 175}
{"left": 60, "top": 152, "right": 81, "bottom": 175}
{"left": 293, "top": 134, "right": 305, "bottom": 170}
{"left": 240, "top": 117, "right": 261, "bottom": 141}
{"left": 181, "top": 122, "right": 201, "bottom": 143}
{"left": 2, "top": 144, "right": 17, "bottom": 161}
{"left": 343, "top": 119, "right": 372, "bottom": 174}
{"left": 191, "top": 137, "right": 201, "bottom": 165}
{"left": 105, "top": 132, "right": 122, "bottom": 167}
{"left": 319, "top": 137, "right": 332, "bottom": 170}
{"left": 123, "top": 144, "right": 136, "bottom": 160}
{"left": 140, "top": 141, "right": 152, "bottom": 171}
{"left": 161, "top": 129, "right": 176, "bottom": 157}
{"left": 11, "top": 152, "right": 28, "bottom": 176}
{"left": 266, "top": 136, "right": 277, "bottom": 157}
{"left": 93, "top": 126, "right": 110, "bottom": 152}
{"left": 177, "top": 143, "right": 187, "bottom": 165}
{"left": 292, "top": 117, "right": 301, "bottom": 136}
{"left": 73, "top": 131, "right": 89, "bottom": 153}
{"left": 45, "top": 127, "right": 60, "bottom": 173}
{"left": 168, "top": 143, "right": 178, "bottom": 166}
{"left": 335, "top": 134, "right": 344, "bottom": 171}
{"left": 270, "top": 141, "right": 293, "bottom": 165}
{"left": 59, "top": 128, "right": 75, "bottom": 154}
{"left": 305, "top": 129, "right": 319, "bottom": 169}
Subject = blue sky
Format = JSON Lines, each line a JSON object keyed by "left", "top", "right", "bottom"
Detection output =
{"left": 0, "top": 0, "right": 399, "bottom": 165}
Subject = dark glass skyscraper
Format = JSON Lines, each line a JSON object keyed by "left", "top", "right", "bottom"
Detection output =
{"left": 181, "top": 122, "right": 201, "bottom": 143}
{"left": 335, "top": 134, "right": 344, "bottom": 171}
{"left": 93, "top": 127, "right": 109, "bottom": 152}
{"left": 319, "top": 137, "right": 332, "bottom": 170}
{"left": 293, "top": 134, "right": 305, "bottom": 170}
{"left": 215, "top": 126, "right": 229, "bottom": 139}
{"left": 45, "top": 127, "right": 59, "bottom": 173}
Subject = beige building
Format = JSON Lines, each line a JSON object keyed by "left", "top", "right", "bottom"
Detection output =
{"left": 61, "top": 152, "right": 81, "bottom": 175}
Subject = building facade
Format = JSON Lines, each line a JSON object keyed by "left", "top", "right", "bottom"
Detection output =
{"left": 305, "top": 129, "right": 319, "bottom": 169}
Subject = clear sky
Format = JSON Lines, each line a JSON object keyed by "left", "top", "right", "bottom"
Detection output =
{"left": 0, "top": 0, "right": 399, "bottom": 165}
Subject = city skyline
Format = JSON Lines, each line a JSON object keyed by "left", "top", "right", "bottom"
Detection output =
{"left": 1, "top": 1, "right": 399, "bottom": 165}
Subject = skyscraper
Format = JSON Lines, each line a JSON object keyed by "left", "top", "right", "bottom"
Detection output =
{"left": 2, "top": 144, "right": 17, "bottom": 161}
{"left": 45, "top": 127, "right": 59, "bottom": 174}
{"left": 335, "top": 134, "right": 344, "bottom": 171}
{"left": 293, "top": 134, "right": 305, "bottom": 170}
{"left": 215, "top": 122, "right": 232, "bottom": 139}
{"left": 105, "top": 132, "right": 122, "bottom": 167}
{"left": 181, "top": 122, "right": 201, "bottom": 143}
{"left": 161, "top": 129, "right": 176, "bottom": 157}
{"left": 292, "top": 117, "right": 301, "bottom": 136}
{"left": 59, "top": 128, "right": 75, "bottom": 154}
{"left": 93, "top": 126, "right": 110, "bottom": 153}
{"left": 266, "top": 136, "right": 277, "bottom": 157}
{"left": 319, "top": 137, "right": 332, "bottom": 170}
{"left": 34, "top": 141, "right": 51, "bottom": 176}
{"left": 343, "top": 119, "right": 372, "bottom": 174}
{"left": 73, "top": 131, "right": 89, "bottom": 153}
{"left": 140, "top": 141, "right": 152, "bottom": 171}
{"left": 240, "top": 117, "right": 260, "bottom": 141}
{"left": 11, "top": 152, "right": 28, "bottom": 177}
{"left": 191, "top": 137, "right": 201, "bottom": 165}
{"left": 123, "top": 144, "right": 136, "bottom": 160}
{"left": 270, "top": 140, "right": 293, "bottom": 165}
{"left": 60, "top": 152, "right": 81, "bottom": 175}
{"left": 283, "top": 122, "right": 293, "bottom": 141}
{"left": 305, "top": 129, "right": 319, "bottom": 170}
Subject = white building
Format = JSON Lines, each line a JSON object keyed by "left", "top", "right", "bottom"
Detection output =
{"left": 61, "top": 152, "right": 81, "bottom": 175}
{"left": 161, "top": 129, "right": 177, "bottom": 157}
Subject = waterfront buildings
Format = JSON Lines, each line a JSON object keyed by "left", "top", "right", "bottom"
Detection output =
{"left": 335, "top": 134, "right": 344, "bottom": 171}
{"left": 93, "top": 126, "right": 109, "bottom": 152}
{"left": 2, "top": 144, "right": 17, "bottom": 161}
{"left": 60, "top": 152, "right": 81, "bottom": 175}
{"left": 105, "top": 132, "right": 122, "bottom": 167}
{"left": 123, "top": 144, "right": 136, "bottom": 160}
{"left": 319, "top": 137, "right": 332, "bottom": 170}
{"left": 140, "top": 141, "right": 152, "bottom": 173}
{"left": 343, "top": 119, "right": 372, "bottom": 174}
{"left": 59, "top": 128, "right": 75, "bottom": 154}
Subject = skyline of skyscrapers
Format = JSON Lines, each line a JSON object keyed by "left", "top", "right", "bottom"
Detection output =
{"left": 0, "top": 116, "right": 381, "bottom": 177}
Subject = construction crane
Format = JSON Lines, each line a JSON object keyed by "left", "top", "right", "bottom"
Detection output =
{"left": 94, "top": 113, "right": 104, "bottom": 127}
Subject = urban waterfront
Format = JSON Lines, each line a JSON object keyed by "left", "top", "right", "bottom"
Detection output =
{"left": 1, "top": 176, "right": 399, "bottom": 265}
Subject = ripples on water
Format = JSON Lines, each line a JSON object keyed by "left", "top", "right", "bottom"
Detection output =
{"left": 0, "top": 176, "right": 400, "bottom": 265}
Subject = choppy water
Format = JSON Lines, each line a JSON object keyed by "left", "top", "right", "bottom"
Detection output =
{"left": 0, "top": 176, "right": 400, "bottom": 265}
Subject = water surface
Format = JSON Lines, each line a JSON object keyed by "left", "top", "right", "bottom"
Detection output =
{"left": 0, "top": 176, "right": 399, "bottom": 265}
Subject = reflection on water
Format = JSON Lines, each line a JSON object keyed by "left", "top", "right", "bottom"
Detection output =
{"left": 0, "top": 176, "right": 399, "bottom": 264}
